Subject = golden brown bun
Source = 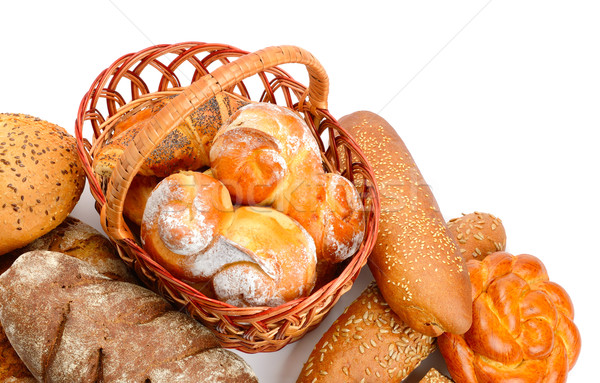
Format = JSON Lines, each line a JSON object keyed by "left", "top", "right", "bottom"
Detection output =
{"left": 420, "top": 368, "right": 454, "bottom": 383}
{"left": 211, "top": 102, "right": 324, "bottom": 206}
{"left": 297, "top": 282, "right": 435, "bottom": 382}
{"left": 6, "top": 216, "right": 136, "bottom": 283}
{"left": 339, "top": 111, "right": 471, "bottom": 337}
{"left": 141, "top": 171, "right": 317, "bottom": 307}
{"left": 216, "top": 206, "right": 317, "bottom": 306}
{"left": 93, "top": 93, "right": 248, "bottom": 178}
{"left": 0, "top": 251, "right": 258, "bottom": 382}
{"left": 123, "top": 175, "right": 161, "bottom": 227}
{"left": 211, "top": 103, "right": 365, "bottom": 265}
{"left": 438, "top": 252, "right": 581, "bottom": 383}
{"left": 0, "top": 113, "right": 85, "bottom": 255}
{"left": 447, "top": 212, "right": 506, "bottom": 261}
{"left": 282, "top": 173, "right": 365, "bottom": 264}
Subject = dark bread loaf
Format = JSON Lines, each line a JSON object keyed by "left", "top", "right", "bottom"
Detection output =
{"left": 0, "top": 251, "right": 258, "bottom": 383}
{"left": 339, "top": 111, "right": 472, "bottom": 336}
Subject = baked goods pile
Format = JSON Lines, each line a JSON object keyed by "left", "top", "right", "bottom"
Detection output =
{"left": 293, "top": 111, "right": 581, "bottom": 382}
{"left": 0, "top": 44, "right": 582, "bottom": 382}
{"left": 95, "top": 98, "right": 366, "bottom": 307}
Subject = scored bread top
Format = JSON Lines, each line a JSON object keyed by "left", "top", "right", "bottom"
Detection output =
{"left": 339, "top": 111, "right": 472, "bottom": 336}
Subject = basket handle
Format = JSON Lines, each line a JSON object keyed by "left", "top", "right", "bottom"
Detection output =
{"left": 102, "top": 45, "right": 329, "bottom": 241}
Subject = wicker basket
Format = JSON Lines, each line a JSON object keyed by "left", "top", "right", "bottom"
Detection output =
{"left": 75, "top": 42, "right": 380, "bottom": 353}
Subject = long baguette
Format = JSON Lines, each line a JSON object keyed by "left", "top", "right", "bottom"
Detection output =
{"left": 339, "top": 111, "right": 471, "bottom": 336}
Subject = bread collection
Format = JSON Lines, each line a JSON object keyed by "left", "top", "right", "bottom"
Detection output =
{"left": 0, "top": 44, "right": 583, "bottom": 383}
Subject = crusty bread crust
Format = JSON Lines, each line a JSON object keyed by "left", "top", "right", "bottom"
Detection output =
{"left": 0, "top": 113, "right": 85, "bottom": 255}
{"left": 339, "top": 111, "right": 472, "bottom": 336}
{"left": 297, "top": 282, "right": 435, "bottom": 382}
{"left": 0, "top": 251, "right": 258, "bottom": 382}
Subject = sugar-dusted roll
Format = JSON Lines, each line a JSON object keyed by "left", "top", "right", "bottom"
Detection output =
{"left": 141, "top": 171, "right": 317, "bottom": 307}
{"left": 210, "top": 103, "right": 365, "bottom": 265}
{"left": 339, "top": 111, "right": 471, "bottom": 337}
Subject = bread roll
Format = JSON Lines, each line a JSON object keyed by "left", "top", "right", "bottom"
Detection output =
{"left": 141, "top": 171, "right": 317, "bottom": 306}
{"left": 211, "top": 103, "right": 365, "bottom": 265}
{"left": 93, "top": 92, "right": 248, "bottom": 178}
{"left": 123, "top": 175, "right": 161, "bottom": 227}
{"left": 0, "top": 113, "right": 85, "bottom": 255}
{"left": 1, "top": 326, "right": 34, "bottom": 382}
{"left": 438, "top": 252, "right": 581, "bottom": 383}
{"left": 419, "top": 368, "right": 454, "bottom": 383}
{"left": 0, "top": 251, "right": 258, "bottom": 382}
{"left": 447, "top": 212, "right": 506, "bottom": 261}
{"left": 6, "top": 216, "right": 136, "bottom": 283}
{"left": 338, "top": 111, "right": 471, "bottom": 336}
{"left": 297, "top": 282, "right": 435, "bottom": 382}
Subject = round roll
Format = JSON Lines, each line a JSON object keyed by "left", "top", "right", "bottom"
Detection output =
{"left": 0, "top": 113, "right": 85, "bottom": 255}
{"left": 447, "top": 211, "right": 506, "bottom": 261}
{"left": 210, "top": 103, "right": 365, "bottom": 265}
{"left": 280, "top": 172, "right": 366, "bottom": 264}
{"left": 141, "top": 171, "right": 317, "bottom": 307}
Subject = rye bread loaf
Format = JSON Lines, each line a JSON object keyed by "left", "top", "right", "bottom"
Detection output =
{"left": 339, "top": 111, "right": 471, "bottom": 336}
{"left": 0, "top": 251, "right": 258, "bottom": 383}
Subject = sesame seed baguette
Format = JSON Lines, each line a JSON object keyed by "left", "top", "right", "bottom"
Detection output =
{"left": 297, "top": 282, "right": 435, "bottom": 383}
{"left": 338, "top": 111, "right": 471, "bottom": 336}
{"left": 446, "top": 211, "right": 506, "bottom": 261}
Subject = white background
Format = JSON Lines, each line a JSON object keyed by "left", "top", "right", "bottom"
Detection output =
{"left": 1, "top": 1, "right": 598, "bottom": 381}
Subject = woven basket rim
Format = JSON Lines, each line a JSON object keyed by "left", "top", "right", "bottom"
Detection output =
{"left": 74, "top": 42, "right": 381, "bottom": 352}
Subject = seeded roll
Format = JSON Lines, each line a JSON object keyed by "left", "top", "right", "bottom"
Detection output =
{"left": 0, "top": 113, "right": 85, "bottom": 255}
{"left": 339, "top": 111, "right": 471, "bottom": 336}
{"left": 297, "top": 282, "right": 435, "bottom": 382}
{"left": 419, "top": 368, "right": 454, "bottom": 383}
{"left": 447, "top": 212, "right": 506, "bottom": 261}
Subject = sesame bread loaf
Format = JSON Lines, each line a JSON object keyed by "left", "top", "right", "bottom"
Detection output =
{"left": 447, "top": 212, "right": 506, "bottom": 261}
{"left": 296, "top": 282, "right": 435, "bottom": 382}
{"left": 419, "top": 368, "right": 454, "bottom": 382}
{"left": 339, "top": 111, "right": 471, "bottom": 336}
{"left": 0, "top": 251, "right": 258, "bottom": 383}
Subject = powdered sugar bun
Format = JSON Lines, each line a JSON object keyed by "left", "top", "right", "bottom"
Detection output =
{"left": 141, "top": 171, "right": 234, "bottom": 281}
{"left": 215, "top": 206, "right": 317, "bottom": 306}
{"left": 141, "top": 172, "right": 317, "bottom": 307}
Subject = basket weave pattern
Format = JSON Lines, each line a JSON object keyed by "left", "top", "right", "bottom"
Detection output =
{"left": 75, "top": 42, "right": 380, "bottom": 353}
